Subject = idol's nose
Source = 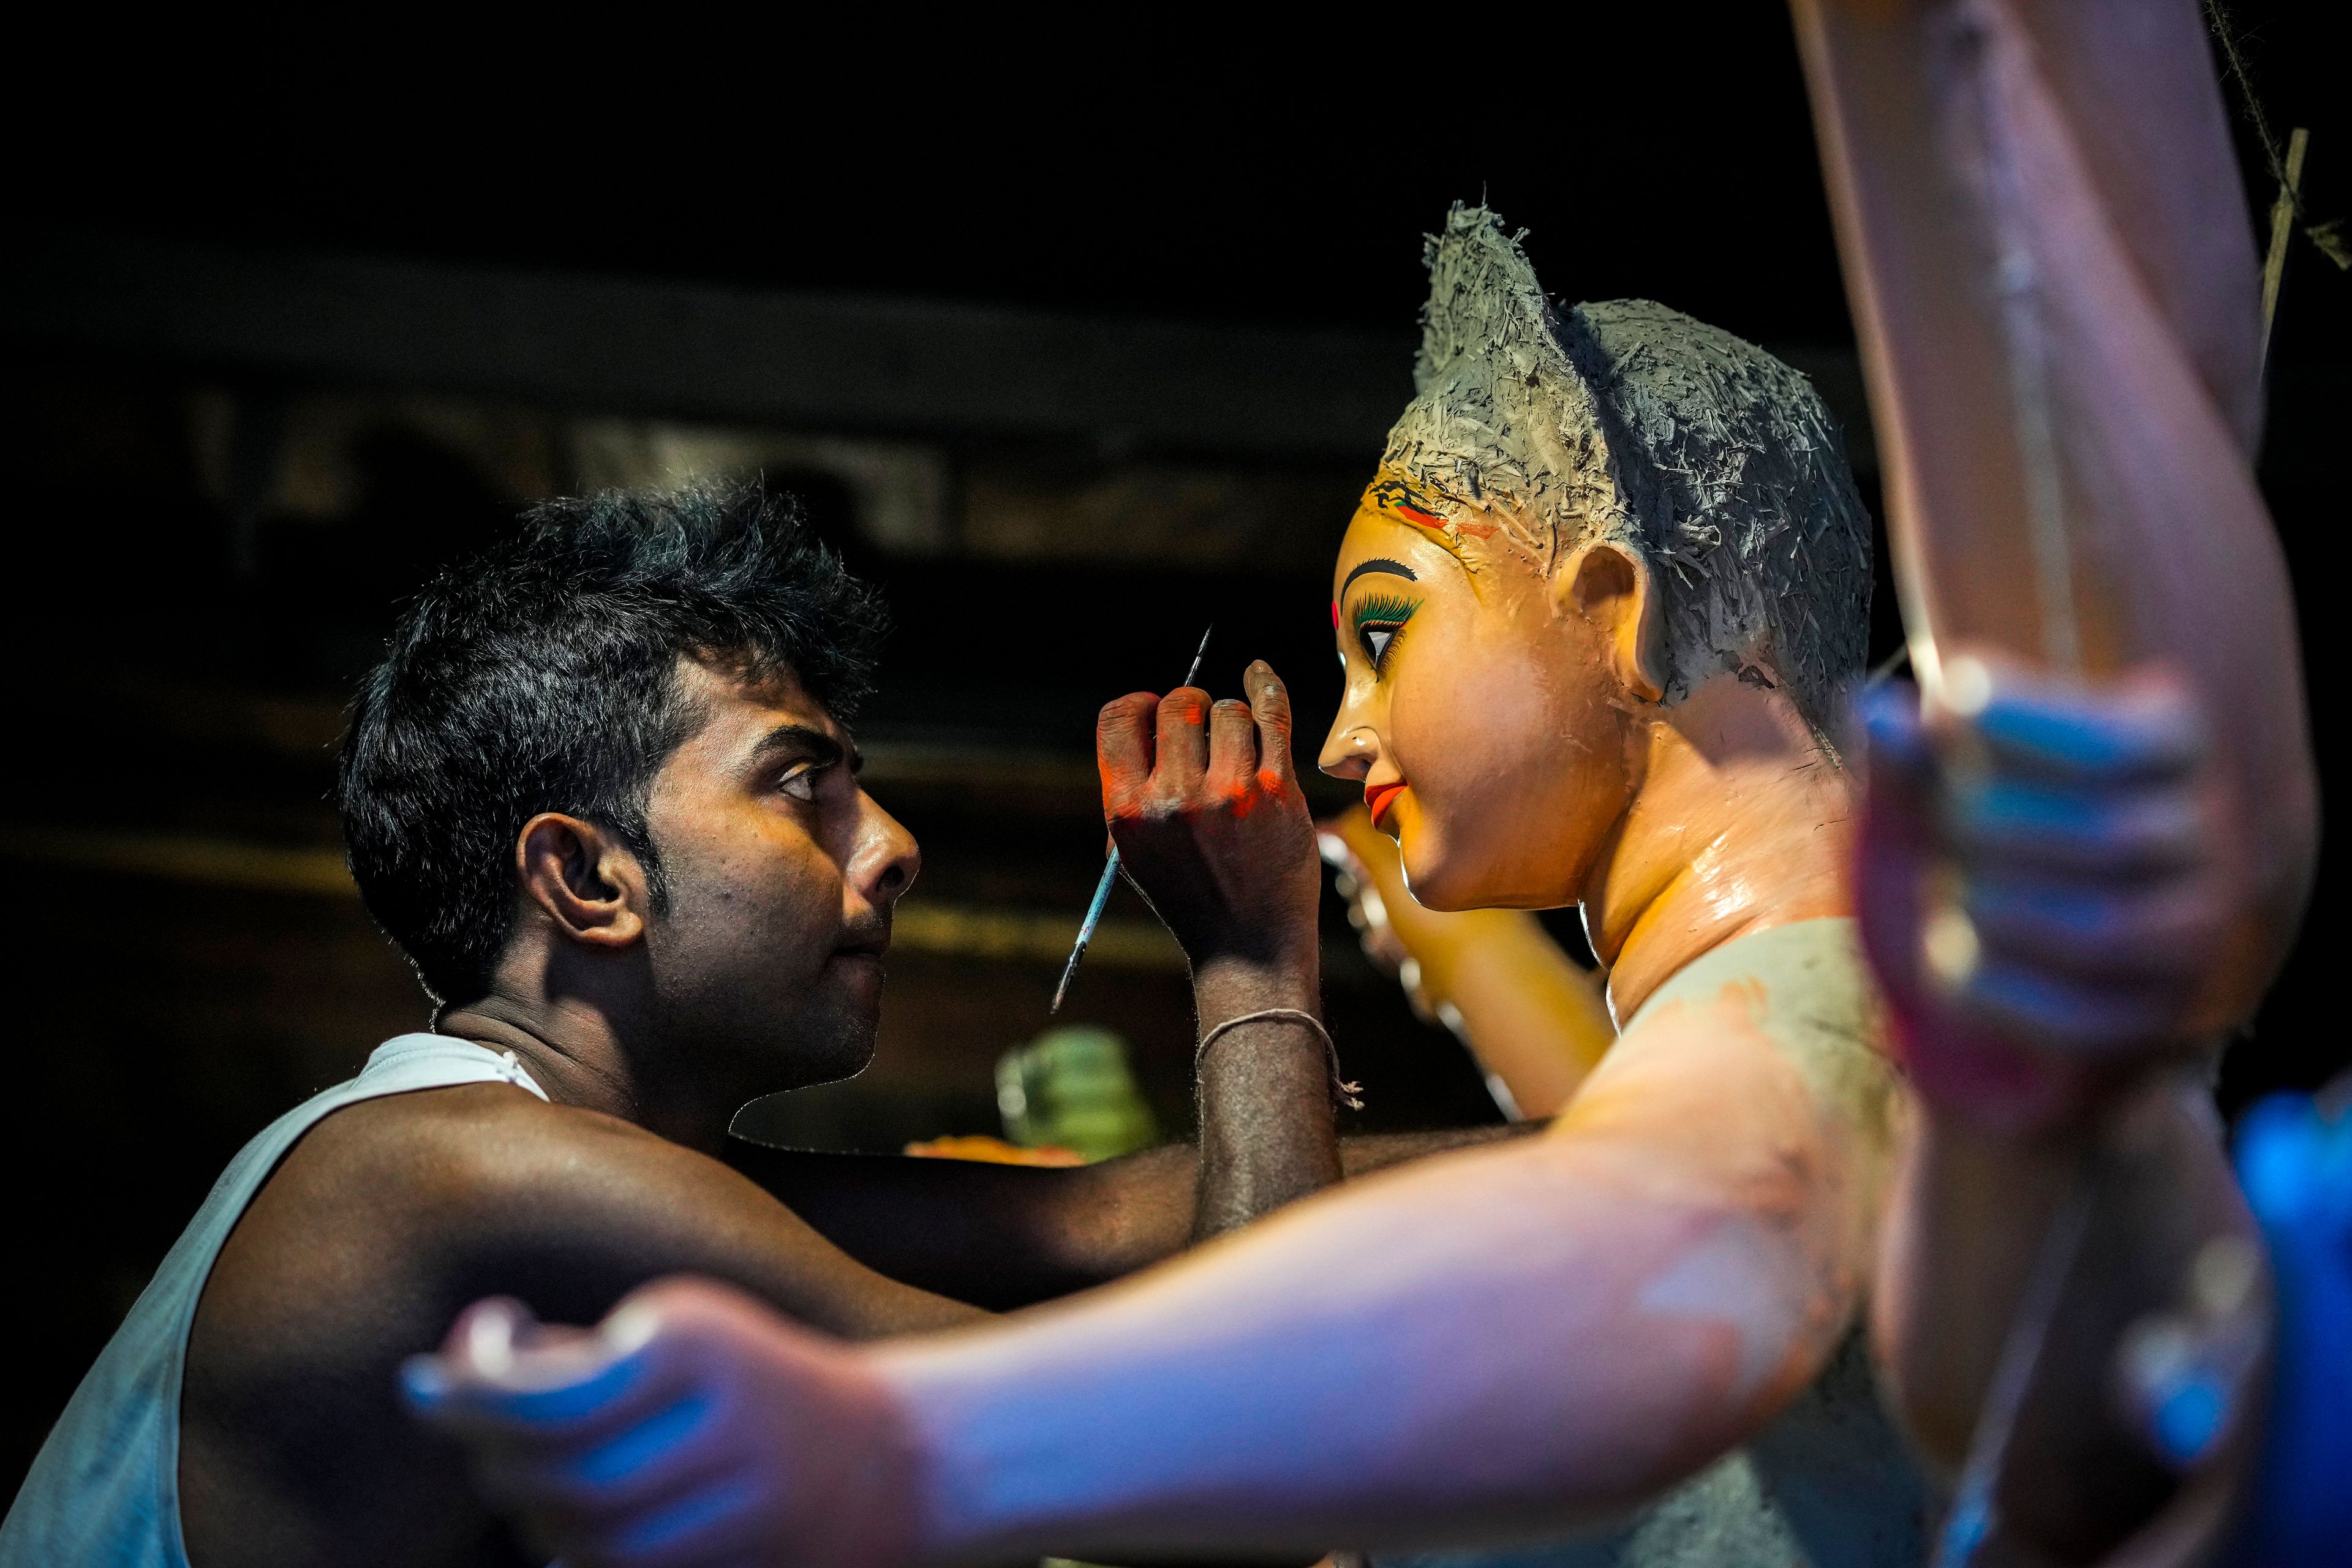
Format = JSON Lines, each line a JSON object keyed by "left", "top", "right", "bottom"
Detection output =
{"left": 1319, "top": 722, "right": 1379, "bottom": 782}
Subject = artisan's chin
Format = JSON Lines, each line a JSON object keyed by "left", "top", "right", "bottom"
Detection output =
{"left": 831, "top": 946, "right": 886, "bottom": 976}
{"left": 791, "top": 1001, "right": 881, "bottom": 1088}
{"left": 826, "top": 949, "right": 888, "bottom": 1013}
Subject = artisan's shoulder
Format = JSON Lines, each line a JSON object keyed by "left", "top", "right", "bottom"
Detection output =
{"left": 273, "top": 1081, "right": 768, "bottom": 1259}
{"left": 181, "top": 1088, "right": 754, "bottom": 1566}
{"left": 222, "top": 1072, "right": 980, "bottom": 1346}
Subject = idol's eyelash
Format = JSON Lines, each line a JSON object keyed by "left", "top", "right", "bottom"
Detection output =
{"left": 1350, "top": 592, "right": 1420, "bottom": 631}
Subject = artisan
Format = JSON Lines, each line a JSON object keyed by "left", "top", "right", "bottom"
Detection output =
{"left": 0, "top": 478, "right": 1474, "bottom": 1568}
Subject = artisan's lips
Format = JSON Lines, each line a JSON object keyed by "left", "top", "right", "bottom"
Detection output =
{"left": 834, "top": 922, "right": 892, "bottom": 960}
{"left": 1365, "top": 782, "right": 1406, "bottom": 826}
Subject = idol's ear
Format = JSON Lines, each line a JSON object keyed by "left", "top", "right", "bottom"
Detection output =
{"left": 514, "top": 813, "right": 651, "bottom": 952}
{"left": 1557, "top": 540, "right": 1667, "bottom": 704}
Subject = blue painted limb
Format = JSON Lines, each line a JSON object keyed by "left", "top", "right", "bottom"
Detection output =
{"left": 2228, "top": 1090, "right": 2352, "bottom": 1564}
{"left": 1969, "top": 683, "right": 2205, "bottom": 782}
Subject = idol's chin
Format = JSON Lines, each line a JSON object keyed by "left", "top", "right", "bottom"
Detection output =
{"left": 1397, "top": 836, "right": 1473, "bottom": 913}
{"left": 1403, "top": 827, "right": 1578, "bottom": 913}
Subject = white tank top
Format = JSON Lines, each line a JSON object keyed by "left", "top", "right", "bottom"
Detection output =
{"left": 0, "top": 1034, "right": 548, "bottom": 1568}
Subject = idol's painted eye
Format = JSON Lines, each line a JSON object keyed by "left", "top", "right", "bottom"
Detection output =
{"left": 1350, "top": 592, "right": 1420, "bottom": 674}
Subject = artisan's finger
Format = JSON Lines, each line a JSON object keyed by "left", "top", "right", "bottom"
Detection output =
{"left": 1245, "top": 660, "right": 1298, "bottom": 786}
{"left": 1852, "top": 794, "right": 1939, "bottom": 1005}
{"left": 1097, "top": 693, "right": 1161, "bottom": 815}
{"left": 1207, "top": 698, "right": 1256, "bottom": 793}
{"left": 1153, "top": 686, "right": 1212, "bottom": 790}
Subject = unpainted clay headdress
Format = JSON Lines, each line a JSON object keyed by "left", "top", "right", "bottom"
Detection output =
{"left": 1379, "top": 204, "right": 1873, "bottom": 723}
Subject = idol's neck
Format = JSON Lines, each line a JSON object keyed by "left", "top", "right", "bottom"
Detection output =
{"left": 1579, "top": 672, "right": 1858, "bottom": 1023}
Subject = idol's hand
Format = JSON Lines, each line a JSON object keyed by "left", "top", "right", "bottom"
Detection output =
{"left": 1855, "top": 652, "right": 2233, "bottom": 1131}
{"left": 1098, "top": 660, "right": 1320, "bottom": 969}
{"left": 1318, "top": 806, "right": 1442, "bottom": 1017}
{"left": 404, "top": 1281, "right": 917, "bottom": 1568}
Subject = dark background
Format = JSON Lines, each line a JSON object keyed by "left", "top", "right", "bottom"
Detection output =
{"left": 2, "top": 2, "right": 2341, "bottom": 1498}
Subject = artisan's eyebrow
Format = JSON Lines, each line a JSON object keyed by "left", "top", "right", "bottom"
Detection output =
{"left": 747, "top": 723, "right": 861, "bottom": 774}
{"left": 1341, "top": 558, "right": 1419, "bottom": 596}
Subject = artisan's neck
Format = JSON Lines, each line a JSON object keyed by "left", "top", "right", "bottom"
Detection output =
{"left": 441, "top": 944, "right": 742, "bottom": 1155}
{"left": 1580, "top": 673, "right": 1857, "bottom": 1023}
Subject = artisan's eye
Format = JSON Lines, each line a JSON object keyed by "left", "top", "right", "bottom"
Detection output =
{"left": 1350, "top": 592, "right": 1420, "bottom": 674}
{"left": 779, "top": 763, "right": 824, "bottom": 802}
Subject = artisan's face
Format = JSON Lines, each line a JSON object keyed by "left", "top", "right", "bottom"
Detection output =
{"left": 1316, "top": 476, "right": 1649, "bottom": 911}
{"left": 639, "top": 658, "right": 919, "bottom": 1087}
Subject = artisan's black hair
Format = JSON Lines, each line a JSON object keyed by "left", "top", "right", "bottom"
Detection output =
{"left": 336, "top": 477, "right": 888, "bottom": 1006}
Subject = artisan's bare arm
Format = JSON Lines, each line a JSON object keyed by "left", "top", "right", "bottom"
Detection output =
{"left": 1094, "top": 662, "right": 1344, "bottom": 1241}
{"left": 181, "top": 1084, "right": 988, "bottom": 1568}
{"left": 728, "top": 1126, "right": 1540, "bottom": 1308}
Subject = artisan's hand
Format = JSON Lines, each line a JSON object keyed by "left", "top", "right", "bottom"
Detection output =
{"left": 404, "top": 1281, "right": 917, "bottom": 1568}
{"left": 1855, "top": 651, "right": 2234, "bottom": 1131}
{"left": 1098, "top": 660, "right": 1320, "bottom": 968}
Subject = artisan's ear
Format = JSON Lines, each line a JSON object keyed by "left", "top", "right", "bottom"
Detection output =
{"left": 1556, "top": 540, "right": 1666, "bottom": 703}
{"left": 514, "top": 813, "right": 651, "bottom": 951}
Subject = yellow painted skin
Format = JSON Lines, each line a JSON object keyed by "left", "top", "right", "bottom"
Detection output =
{"left": 1319, "top": 486, "right": 1863, "bottom": 1019}
{"left": 1320, "top": 806, "right": 1615, "bottom": 1120}
{"left": 1309, "top": 475, "right": 1905, "bottom": 1500}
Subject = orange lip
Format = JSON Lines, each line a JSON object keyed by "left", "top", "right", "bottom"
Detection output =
{"left": 1365, "top": 782, "right": 1406, "bottom": 826}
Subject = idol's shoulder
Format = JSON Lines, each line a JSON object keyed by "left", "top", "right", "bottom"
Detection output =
{"left": 1625, "top": 916, "right": 1900, "bottom": 1093}
{"left": 1558, "top": 918, "right": 1907, "bottom": 1197}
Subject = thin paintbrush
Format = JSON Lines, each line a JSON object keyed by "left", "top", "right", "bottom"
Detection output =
{"left": 1050, "top": 624, "right": 1214, "bottom": 1014}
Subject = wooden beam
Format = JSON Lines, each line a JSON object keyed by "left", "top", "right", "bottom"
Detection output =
{"left": 6, "top": 228, "right": 1872, "bottom": 467}
{"left": 7, "top": 227, "right": 1413, "bottom": 461}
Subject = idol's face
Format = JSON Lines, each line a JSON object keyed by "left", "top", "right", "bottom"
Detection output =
{"left": 1316, "top": 486, "right": 1650, "bottom": 912}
